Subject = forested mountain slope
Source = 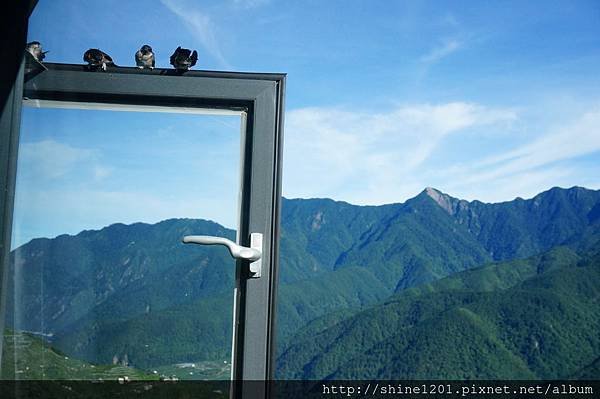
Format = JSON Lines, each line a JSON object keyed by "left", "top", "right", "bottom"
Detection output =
{"left": 4, "top": 186, "right": 599, "bottom": 377}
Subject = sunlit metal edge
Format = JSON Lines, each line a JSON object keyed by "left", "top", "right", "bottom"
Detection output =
{"left": 22, "top": 99, "right": 242, "bottom": 116}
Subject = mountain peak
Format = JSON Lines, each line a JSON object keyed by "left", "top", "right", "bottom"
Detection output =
{"left": 424, "top": 186, "right": 442, "bottom": 196}
{"left": 422, "top": 187, "right": 457, "bottom": 215}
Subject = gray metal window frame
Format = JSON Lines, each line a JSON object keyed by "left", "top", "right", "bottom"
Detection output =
{"left": 0, "top": 63, "right": 285, "bottom": 399}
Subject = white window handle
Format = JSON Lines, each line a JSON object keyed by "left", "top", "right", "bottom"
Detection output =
{"left": 182, "top": 233, "right": 263, "bottom": 277}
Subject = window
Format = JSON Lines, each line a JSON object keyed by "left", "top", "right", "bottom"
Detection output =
{"left": 0, "top": 6, "right": 285, "bottom": 398}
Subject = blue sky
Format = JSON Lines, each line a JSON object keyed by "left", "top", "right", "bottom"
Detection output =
{"left": 15, "top": 0, "right": 600, "bottom": 245}
{"left": 12, "top": 107, "right": 241, "bottom": 247}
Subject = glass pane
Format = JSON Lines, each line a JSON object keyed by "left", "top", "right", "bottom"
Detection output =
{"left": 2, "top": 105, "right": 241, "bottom": 383}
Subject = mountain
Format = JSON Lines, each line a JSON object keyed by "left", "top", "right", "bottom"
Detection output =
{"left": 3, "top": 186, "right": 600, "bottom": 376}
{"left": 54, "top": 292, "right": 234, "bottom": 369}
{"left": 278, "top": 198, "right": 399, "bottom": 283}
{"left": 330, "top": 186, "right": 600, "bottom": 289}
{"left": 1, "top": 329, "right": 156, "bottom": 380}
{"left": 572, "top": 356, "right": 600, "bottom": 379}
{"left": 276, "top": 247, "right": 600, "bottom": 379}
{"left": 6, "top": 218, "right": 237, "bottom": 335}
{"left": 281, "top": 186, "right": 600, "bottom": 289}
{"left": 277, "top": 186, "right": 600, "bottom": 346}
{"left": 330, "top": 190, "right": 493, "bottom": 291}
{"left": 431, "top": 186, "right": 600, "bottom": 259}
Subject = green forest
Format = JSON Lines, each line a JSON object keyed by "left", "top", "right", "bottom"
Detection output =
{"left": 2, "top": 186, "right": 599, "bottom": 380}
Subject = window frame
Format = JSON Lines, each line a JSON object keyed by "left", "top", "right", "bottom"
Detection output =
{"left": 0, "top": 62, "right": 285, "bottom": 399}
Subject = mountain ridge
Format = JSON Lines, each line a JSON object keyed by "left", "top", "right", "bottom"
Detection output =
{"left": 14, "top": 185, "right": 597, "bottom": 251}
{"left": 276, "top": 246, "right": 600, "bottom": 379}
{"left": 283, "top": 185, "right": 596, "bottom": 208}
{"left": 4, "top": 186, "right": 600, "bottom": 376}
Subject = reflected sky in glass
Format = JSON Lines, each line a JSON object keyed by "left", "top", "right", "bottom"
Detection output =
{"left": 12, "top": 107, "right": 240, "bottom": 248}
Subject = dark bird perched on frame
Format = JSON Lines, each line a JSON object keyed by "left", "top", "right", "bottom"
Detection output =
{"left": 83, "top": 48, "right": 114, "bottom": 71}
{"left": 26, "top": 41, "right": 48, "bottom": 62}
{"left": 170, "top": 47, "right": 198, "bottom": 71}
{"left": 135, "top": 44, "right": 155, "bottom": 69}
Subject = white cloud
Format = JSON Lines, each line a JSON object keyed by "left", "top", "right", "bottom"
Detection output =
{"left": 18, "top": 139, "right": 114, "bottom": 183}
{"left": 443, "top": 107, "right": 600, "bottom": 199}
{"left": 93, "top": 165, "right": 113, "bottom": 180}
{"left": 420, "top": 39, "right": 462, "bottom": 63}
{"left": 441, "top": 13, "right": 460, "bottom": 28}
{"left": 478, "top": 108, "right": 600, "bottom": 172}
{"left": 453, "top": 166, "right": 576, "bottom": 203}
{"left": 160, "top": 0, "right": 232, "bottom": 69}
{"left": 232, "top": 0, "right": 269, "bottom": 9}
{"left": 18, "top": 140, "right": 95, "bottom": 179}
{"left": 283, "top": 102, "right": 517, "bottom": 204}
{"left": 284, "top": 103, "right": 600, "bottom": 205}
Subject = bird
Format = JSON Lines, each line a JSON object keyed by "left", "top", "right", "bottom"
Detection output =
{"left": 26, "top": 41, "right": 48, "bottom": 62}
{"left": 135, "top": 44, "right": 155, "bottom": 69}
{"left": 83, "top": 48, "right": 114, "bottom": 71}
{"left": 169, "top": 47, "right": 198, "bottom": 71}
